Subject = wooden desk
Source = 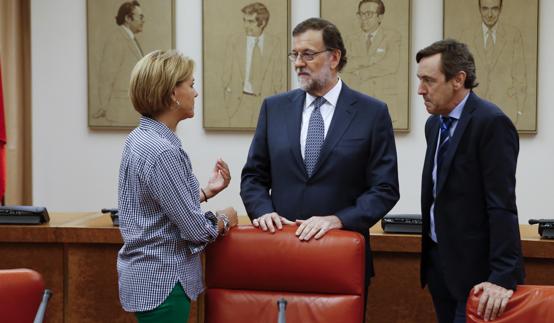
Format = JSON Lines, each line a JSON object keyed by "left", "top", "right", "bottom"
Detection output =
{"left": 0, "top": 212, "right": 130, "bottom": 323}
{"left": 1, "top": 213, "right": 552, "bottom": 323}
{"left": 366, "top": 224, "right": 554, "bottom": 323}
{"left": 0, "top": 213, "right": 251, "bottom": 323}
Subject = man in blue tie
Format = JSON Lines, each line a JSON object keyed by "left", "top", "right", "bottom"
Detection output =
{"left": 241, "top": 17, "right": 399, "bottom": 281}
{"left": 416, "top": 39, "right": 524, "bottom": 323}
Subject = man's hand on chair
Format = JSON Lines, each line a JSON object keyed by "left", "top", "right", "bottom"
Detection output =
{"left": 473, "top": 281, "right": 514, "bottom": 321}
{"left": 295, "top": 216, "right": 343, "bottom": 241}
{"left": 252, "top": 212, "right": 295, "bottom": 233}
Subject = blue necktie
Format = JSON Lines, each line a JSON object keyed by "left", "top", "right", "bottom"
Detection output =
{"left": 305, "top": 97, "right": 326, "bottom": 177}
{"left": 436, "top": 116, "right": 454, "bottom": 183}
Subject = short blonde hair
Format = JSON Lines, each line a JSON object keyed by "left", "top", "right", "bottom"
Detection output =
{"left": 129, "top": 50, "right": 194, "bottom": 117}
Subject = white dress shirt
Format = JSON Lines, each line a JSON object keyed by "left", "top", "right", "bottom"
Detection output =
{"left": 244, "top": 34, "right": 265, "bottom": 93}
{"left": 482, "top": 23, "right": 497, "bottom": 48}
{"left": 300, "top": 79, "right": 342, "bottom": 159}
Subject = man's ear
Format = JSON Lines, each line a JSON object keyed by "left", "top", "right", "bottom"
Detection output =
{"left": 330, "top": 49, "right": 341, "bottom": 70}
{"left": 452, "top": 71, "right": 467, "bottom": 90}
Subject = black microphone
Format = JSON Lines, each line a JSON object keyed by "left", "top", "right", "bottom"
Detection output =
{"left": 529, "top": 219, "right": 554, "bottom": 239}
{"left": 101, "top": 208, "right": 119, "bottom": 215}
{"left": 529, "top": 219, "right": 554, "bottom": 225}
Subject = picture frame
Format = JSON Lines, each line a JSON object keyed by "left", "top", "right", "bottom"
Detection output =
{"left": 444, "top": 0, "right": 539, "bottom": 133}
{"left": 203, "top": 0, "right": 290, "bottom": 130}
{"left": 321, "top": 0, "right": 411, "bottom": 131}
{"left": 87, "top": 0, "right": 175, "bottom": 129}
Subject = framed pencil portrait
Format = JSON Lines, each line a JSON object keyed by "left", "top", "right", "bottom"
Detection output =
{"left": 87, "top": 0, "right": 175, "bottom": 129}
{"left": 203, "top": 0, "right": 290, "bottom": 130}
{"left": 321, "top": 0, "right": 411, "bottom": 131}
{"left": 444, "top": 0, "right": 539, "bottom": 133}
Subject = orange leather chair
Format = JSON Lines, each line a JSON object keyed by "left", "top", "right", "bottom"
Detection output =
{"left": 0, "top": 268, "right": 49, "bottom": 323}
{"left": 204, "top": 225, "right": 366, "bottom": 323}
{"left": 467, "top": 285, "right": 554, "bottom": 322}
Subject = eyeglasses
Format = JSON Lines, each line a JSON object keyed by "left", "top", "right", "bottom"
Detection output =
{"left": 357, "top": 10, "right": 378, "bottom": 18}
{"left": 288, "top": 49, "right": 331, "bottom": 62}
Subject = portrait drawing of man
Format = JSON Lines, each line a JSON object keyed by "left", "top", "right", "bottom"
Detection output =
{"left": 93, "top": 0, "right": 145, "bottom": 126}
{"left": 342, "top": 0, "right": 402, "bottom": 126}
{"left": 221, "top": 2, "right": 286, "bottom": 128}
{"left": 457, "top": 0, "right": 527, "bottom": 127}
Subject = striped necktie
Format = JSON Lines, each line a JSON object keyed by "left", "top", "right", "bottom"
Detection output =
{"left": 436, "top": 116, "right": 454, "bottom": 183}
{"left": 305, "top": 96, "right": 326, "bottom": 177}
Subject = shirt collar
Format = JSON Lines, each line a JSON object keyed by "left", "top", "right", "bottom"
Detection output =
{"left": 305, "top": 78, "right": 343, "bottom": 108}
{"left": 365, "top": 26, "right": 381, "bottom": 39}
{"left": 448, "top": 92, "right": 470, "bottom": 120}
{"left": 139, "top": 116, "right": 182, "bottom": 147}
{"left": 121, "top": 25, "right": 135, "bottom": 40}
{"left": 481, "top": 22, "right": 498, "bottom": 36}
{"left": 247, "top": 34, "right": 265, "bottom": 48}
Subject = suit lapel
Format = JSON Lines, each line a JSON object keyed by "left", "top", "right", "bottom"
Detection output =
{"left": 370, "top": 30, "right": 384, "bottom": 53}
{"left": 311, "top": 84, "right": 357, "bottom": 176}
{"left": 472, "top": 29, "right": 486, "bottom": 62}
{"left": 259, "top": 36, "right": 274, "bottom": 75}
{"left": 239, "top": 37, "right": 247, "bottom": 81}
{"left": 286, "top": 90, "right": 307, "bottom": 172}
{"left": 120, "top": 27, "right": 142, "bottom": 60}
{"left": 489, "top": 24, "right": 507, "bottom": 69}
{"left": 422, "top": 116, "right": 440, "bottom": 187}
{"left": 436, "top": 92, "right": 476, "bottom": 193}
{"left": 421, "top": 115, "right": 440, "bottom": 222}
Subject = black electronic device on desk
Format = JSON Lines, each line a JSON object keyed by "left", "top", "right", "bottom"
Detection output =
{"left": 0, "top": 206, "right": 50, "bottom": 224}
{"left": 102, "top": 208, "right": 119, "bottom": 226}
{"left": 381, "top": 214, "right": 422, "bottom": 234}
{"left": 529, "top": 219, "right": 554, "bottom": 239}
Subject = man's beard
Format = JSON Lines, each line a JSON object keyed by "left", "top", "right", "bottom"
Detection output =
{"left": 297, "top": 62, "right": 333, "bottom": 94}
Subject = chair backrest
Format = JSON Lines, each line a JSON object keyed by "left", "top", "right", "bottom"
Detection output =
{"left": 467, "top": 285, "right": 554, "bottom": 323}
{"left": 0, "top": 268, "right": 45, "bottom": 323}
{"left": 204, "top": 225, "right": 366, "bottom": 323}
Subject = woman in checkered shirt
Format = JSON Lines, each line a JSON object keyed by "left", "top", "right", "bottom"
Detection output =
{"left": 117, "top": 49, "right": 238, "bottom": 323}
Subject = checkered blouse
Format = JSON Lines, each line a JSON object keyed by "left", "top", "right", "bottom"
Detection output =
{"left": 117, "top": 117, "right": 218, "bottom": 312}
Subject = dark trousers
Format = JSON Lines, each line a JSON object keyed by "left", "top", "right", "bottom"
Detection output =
{"left": 426, "top": 240, "right": 467, "bottom": 323}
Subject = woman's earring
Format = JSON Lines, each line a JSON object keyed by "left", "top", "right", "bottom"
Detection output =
{"left": 175, "top": 100, "right": 181, "bottom": 107}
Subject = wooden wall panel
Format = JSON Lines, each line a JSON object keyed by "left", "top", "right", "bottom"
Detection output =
{"left": 65, "top": 244, "right": 133, "bottom": 323}
{"left": 367, "top": 252, "right": 435, "bottom": 323}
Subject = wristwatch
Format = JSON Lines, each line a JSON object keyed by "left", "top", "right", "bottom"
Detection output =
{"left": 216, "top": 211, "right": 230, "bottom": 236}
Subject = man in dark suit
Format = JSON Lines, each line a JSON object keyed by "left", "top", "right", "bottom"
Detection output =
{"left": 416, "top": 39, "right": 524, "bottom": 323}
{"left": 240, "top": 17, "right": 399, "bottom": 281}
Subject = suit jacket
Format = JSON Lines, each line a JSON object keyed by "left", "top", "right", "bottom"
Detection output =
{"left": 97, "top": 26, "right": 143, "bottom": 125}
{"left": 241, "top": 83, "right": 400, "bottom": 278}
{"left": 420, "top": 92, "right": 525, "bottom": 300}
{"left": 458, "top": 23, "right": 527, "bottom": 125}
{"left": 222, "top": 33, "right": 285, "bottom": 127}
{"left": 343, "top": 28, "right": 401, "bottom": 123}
